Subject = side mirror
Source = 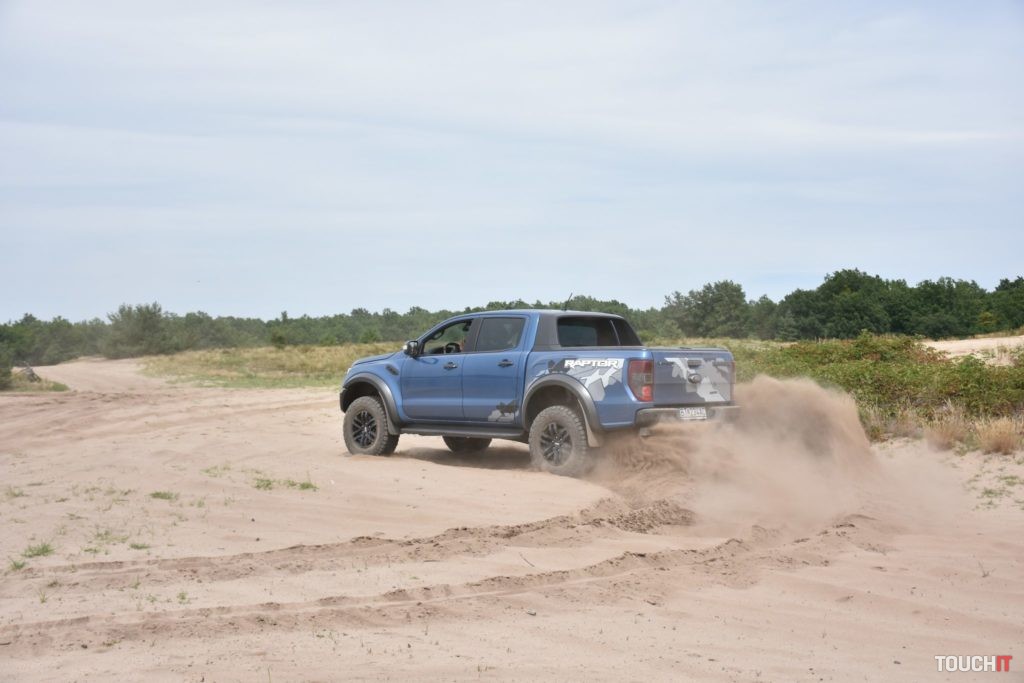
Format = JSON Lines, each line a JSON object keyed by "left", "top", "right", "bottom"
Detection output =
{"left": 403, "top": 340, "right": 419, "bottom": 357}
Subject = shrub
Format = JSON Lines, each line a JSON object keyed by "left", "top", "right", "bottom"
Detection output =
{"left": 735, "top": 334, "right": 1024, "bottom": 420}
{"left": 0, "top": 344, "right": 12, "bottom": 391}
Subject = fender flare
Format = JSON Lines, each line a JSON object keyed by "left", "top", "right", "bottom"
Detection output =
{"left": 342, "top": 373, "right": 401, "bottom": 435}
{"left": 523, "top": 374, "right": 604, "bottom": 447}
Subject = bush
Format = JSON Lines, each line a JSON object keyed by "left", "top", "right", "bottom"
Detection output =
{"left": 0, "top": 344, "right": 12, "bottom": 390}
{"left": 731, "top": 334, "right": 1024, "bottom": 420}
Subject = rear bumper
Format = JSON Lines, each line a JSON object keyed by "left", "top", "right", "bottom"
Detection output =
{"left": 635, "top": 404, "right": 740, "bottom": 427}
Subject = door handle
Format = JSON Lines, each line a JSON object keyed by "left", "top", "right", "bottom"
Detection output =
{"left": 497, "top": 359, "right": 514, "bottom": 367}
{"left": 444, "top": 361, "right": 458, "bottom": 370}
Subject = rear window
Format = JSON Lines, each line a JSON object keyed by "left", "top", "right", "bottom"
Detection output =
{"left": 557, "top": 316, "right": 640, "bottom": 347}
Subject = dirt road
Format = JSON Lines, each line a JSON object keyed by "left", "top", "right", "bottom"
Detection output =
{"left": 1, "top": 361, "right": 1021, "bottom": 681}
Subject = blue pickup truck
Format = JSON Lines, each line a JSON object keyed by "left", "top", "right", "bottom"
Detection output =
{"left": 340, "top": 309, "right": 737, "bottom": 476}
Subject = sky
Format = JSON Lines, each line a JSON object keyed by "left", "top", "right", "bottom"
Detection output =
{"left": 1, "top": 1, "right": 1022, "bottom": 322}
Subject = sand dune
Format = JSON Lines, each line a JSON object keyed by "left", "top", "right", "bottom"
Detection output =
{"left": 0, "top": 360, "right": 1021, "bottom": 681}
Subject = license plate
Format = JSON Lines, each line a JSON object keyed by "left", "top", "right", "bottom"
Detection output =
{"left": 678, "top": 407, "right": 708, "bottom": 421}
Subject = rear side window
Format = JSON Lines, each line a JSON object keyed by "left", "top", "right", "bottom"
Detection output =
{"left": 475, "top": 317, "right": 526, "bottom": 353}
{"left": 557, "top": 316, "right": 620, "bottom": 347}
{"left": 613, "top": 319, "right": 641, "bottom": 345}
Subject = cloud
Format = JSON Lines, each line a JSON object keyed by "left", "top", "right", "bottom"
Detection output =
{"left": 1, "top": 1, "right": 1022, "bottom": 319}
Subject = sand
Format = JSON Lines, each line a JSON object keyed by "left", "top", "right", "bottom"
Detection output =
{"left": 1, "top": 360, "right": 1022, "bottom": 681}
{"left": 924, "top": 334, "right": 1024, "bottom": 365}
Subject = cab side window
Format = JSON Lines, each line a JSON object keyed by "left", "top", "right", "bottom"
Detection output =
{"left": 474, "top": 317, "right": 525, "bottom": 353}
{"left": 423, "top": 319, "right": 473, "bottom": 354}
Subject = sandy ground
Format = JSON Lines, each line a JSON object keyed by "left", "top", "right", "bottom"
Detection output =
{"left": 925, "top": 334, "right": 1024, "bottom": 365}
{"left": 1, "top": 361, "right": 1022, "bottom": 682}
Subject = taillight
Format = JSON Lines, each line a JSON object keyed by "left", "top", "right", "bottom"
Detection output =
{"left": 628, "top": 359, "right": 654, "bottom": 402}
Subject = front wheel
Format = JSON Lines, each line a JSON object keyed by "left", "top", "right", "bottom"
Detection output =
{"left": 442, "top": 436, "right": 492, "bottom": 453}
{"left": 343, "top": 396, "right": 400, "bottom": 455}
{"left": 528, "top": 405, "right": 591, "bottom": 477}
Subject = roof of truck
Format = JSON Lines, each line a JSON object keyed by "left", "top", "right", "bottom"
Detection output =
{"left": 464, "top": 309, "right": 624, "bottom": 318}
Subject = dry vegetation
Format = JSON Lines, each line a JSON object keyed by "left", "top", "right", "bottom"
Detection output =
{"left": 142, "top": 342, "right": 399, "bottom": 388}
{"left": 924, "top": 402, "right": 972, "bottom": 450}
{"left": 975, "top": 417, "right": 1023, "bottom": 455}
{"left": 6, "top": 370, "right": 68, "bottom": 393}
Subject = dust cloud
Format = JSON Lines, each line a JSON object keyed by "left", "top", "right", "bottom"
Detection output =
{"left": 592, "top": 376, "right": 962, "bottom": 535}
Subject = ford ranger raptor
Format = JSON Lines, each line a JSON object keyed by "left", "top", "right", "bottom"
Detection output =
{"left": 340, "top": 310, "right": 737, "bottom": 476}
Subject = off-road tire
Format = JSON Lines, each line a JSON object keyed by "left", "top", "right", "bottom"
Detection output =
{"left": 442, "top": 436, "right": 492, "bottom": 453}
{"left": 343, "top": 396, "right": 399, "bottom": 456}
{"left": 528, "top": 405, "right": 591, "bottom": 477}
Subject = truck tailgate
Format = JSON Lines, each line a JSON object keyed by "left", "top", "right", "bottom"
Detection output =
{"left": 651, "top": 349, "right": 734, "bottom": 405}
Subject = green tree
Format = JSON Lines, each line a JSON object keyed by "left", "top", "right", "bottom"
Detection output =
{"left": 103, "top": 303, "right": 174, "bottom": 358}
{"left": 910, "top": 278, "right": 987, "bottom": 338}
{"left": 992, "top": 277, "right": 1024, "bottom": 329}
{"left": 816, "top": 269, "right": 891, "bottom": 338}
{"left": 882, "top": 279, "right": 915, "bottom": 335}
{"left": 664, "top": 281, "right": 749, "bottom": 337}
{"left": 359, "top": 327, "right": 382, "bottom": 343}
{"left": 824, "top": 290, "right": 890, "bottom": 338}
{"left": 776, "top": 289, "right": 824, "bottom": 339}
{"left": 747, "top": 295, "right": 778, "bottom": 339}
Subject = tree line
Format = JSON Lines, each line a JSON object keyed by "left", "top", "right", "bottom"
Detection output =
{"left": 1, "top": 270, "right": 1022, "bottom": 377}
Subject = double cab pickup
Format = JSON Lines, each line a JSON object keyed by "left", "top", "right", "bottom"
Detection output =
{"left": 340, "top": 309, "right": 737, "bottom": 476}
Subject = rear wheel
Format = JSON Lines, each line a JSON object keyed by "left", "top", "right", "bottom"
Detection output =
{"left": 528, "top": 405, "right": 591, "bottom": 477}
{"left": 343, "top": 396, "right": 399, "bottom": 455}
{"left": 442, "top": 436, "right": 492, "bottom": 453}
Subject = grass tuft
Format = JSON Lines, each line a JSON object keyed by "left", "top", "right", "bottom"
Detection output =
{"left": 858, "top": 405, "right": 888, "bottom": 442}
{"left": 201, "top": 464, "right": 231, "bottom": 478}
{"left": 281, "top": 476, "right": 318, "bottom": 491}
{"left": 149, "top": 491, "right": 178, "bottom": 501}
{"left": 23, "top": 542, "right": 54, "bottom": 558}
{"left": 9, "top": 558, "right": 26, "bottom": 571}
{"left": 259, "top": 475, "right": 318, "bottom": 492}
{"left": 975, "top": 417, "right": 1022, "bottom": 455}
{"left": 925, "top": 401, "right": 972, "bottom": 450}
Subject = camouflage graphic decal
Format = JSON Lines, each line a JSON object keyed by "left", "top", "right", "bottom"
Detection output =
{"left": 663, "top": 357, "right": 731, "bottom": 402}
{"left": 487, "top": 400, "right": 517, "bottom": 423}
{"left": 548, "top": 358, "right": 623, "bottom": 401}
